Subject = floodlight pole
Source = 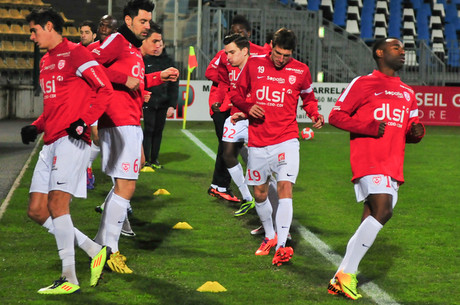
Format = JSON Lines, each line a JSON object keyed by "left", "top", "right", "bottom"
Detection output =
{"left": 107, "top": 0, "right": 112, "bottom": 15}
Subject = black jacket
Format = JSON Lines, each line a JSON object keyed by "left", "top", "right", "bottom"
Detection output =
{"left": 144, "top": 51, "right": 179, "bottom": 109}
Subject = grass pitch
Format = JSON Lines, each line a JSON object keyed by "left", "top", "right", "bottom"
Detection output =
{"left": 0, "top": 122, "right": 458, "bottom": 305}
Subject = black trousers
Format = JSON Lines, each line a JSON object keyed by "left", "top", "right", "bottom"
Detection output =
{"left": 211, "top": 110, "right": 231, "bottom": 188}
{"left": 143, "top": 107, "right": 168, "bottom": 164}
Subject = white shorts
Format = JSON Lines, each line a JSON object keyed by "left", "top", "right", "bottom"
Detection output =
{"left": 30, "top": 136, "right": 90, "bottom": 198}
{"left": 222, "top": 117, "right": 248, "bottom": 143}
{"left": 99, "top": 125, "right": 143, "bottom": 179}
{"left": 354, "top": 174, "right": 399, "bottom": 208}
{"left": 246, "top": 138, "right": 299, "bottom": 186}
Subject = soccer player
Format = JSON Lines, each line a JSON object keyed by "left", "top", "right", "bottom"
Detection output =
{"left": 205, "top": 15, "right": 269, "bottom": 203}
{"left": 22, "top": 7, "right": 113, "bottom": 294}
{"left": 79, "top": 20, "right": 96, "bottom": 47}
{"left": 90, "top": 0, "right": 178, "bottom": 273}
{"left": 327, "top": 37, "right": 425, "bottom": 300}
{"left": 229, "top": 28, "right": 324, "bottom": 266}
{"left": 218, "top": 34, "right": 254, "bottom": 215}
{"left": 141, "top": 21, "right": 178, "bottom": 169}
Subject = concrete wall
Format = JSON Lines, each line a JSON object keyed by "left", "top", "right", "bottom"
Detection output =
{"left": 0, "top": 86, "right": 43, "bottom": 120}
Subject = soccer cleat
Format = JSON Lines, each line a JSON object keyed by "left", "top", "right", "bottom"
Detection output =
{"left": 37, "top": 277, "right": 80, "bottom": 295}
{"left": 327, "top": 278, "right": 343, "bottom": 296}
{"left": 151, "top": 161, "right": 162, "bottom": 169}
{"left": 255, "top": 235, "right": 278, "bottom": 255}
{"left": 87, "top": 168, "right": 95, "bottom": 190}
{"left": 95, "top": 205, "right": 103, "bottom": 213}
{"left": 90, "top": 246, "right": 111, "bottom": 287}
{"left": 234, "top": 198, "right": 255, "bottom": 216}
{"left": 250, "top": 225, "right": 265, "bottom": 235}
{"left": 334, "top": 270, "right": 362, "bottom": 300}
{"left": 106, "top": 251, "right": 133, "bottom": 273}
{"left": 208, "top": 187, "right": 240, "bottom": 203}
{"left": 121, "top": 217, "right": 136, "bottom": 237}
{"left": 272, "top": 246, "right": 294, "bottom": 266}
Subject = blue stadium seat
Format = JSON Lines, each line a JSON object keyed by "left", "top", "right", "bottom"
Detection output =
{"left": 446, "top": 40, "right": 460, "bottom": 67}
{"left": 360, "top": 0, "right": 375, "bottom": 40}
{"left": 415, "top": 3, "right": 431, "bottom": 40}
{"left": 333, "top": 0, "right": 347, "bottom": 27}
{"left": 445, "top": 23, "right": 457, "bottom": 40}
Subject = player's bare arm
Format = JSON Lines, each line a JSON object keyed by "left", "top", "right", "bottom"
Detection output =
{"left": 249, "top": 104, "right": 265, "bottom": 118}
{"left": 160, "top": 67, "right": 179, "bottom": 82}
{"left": 312, "top": 114, "right": 325, "bottom": 129}
{"left": 125, "top": 75, "right": 140, "bottom": 90}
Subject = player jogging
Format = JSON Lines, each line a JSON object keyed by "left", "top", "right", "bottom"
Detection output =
{"left": 230, "top": 28, "right": 324, "bottom": 266}
{"left": 327, "top": 37, "right": 425, "bottom": 300}
{"left": 22, "top": 7, "right": 113, "bottom": 294}
{"left": 90, "top": 0, "right": 178, "bottom": 273}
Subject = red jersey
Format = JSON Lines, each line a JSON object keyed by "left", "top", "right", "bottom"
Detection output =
{"left": 230, "top": 54, "right": 319, "bottom": 147}
{"left": 205, "top": 42, "right": 269, "bottom": 116}
{"left": 329, "top": 69, "right": 424, "bottom": 183}
{"left": 33, "top": 38, "right": 113, "bottom": 145}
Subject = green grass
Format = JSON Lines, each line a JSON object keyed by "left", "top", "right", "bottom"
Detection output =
{"left": 0, "top": 122, "right": 458, "bottom": 304}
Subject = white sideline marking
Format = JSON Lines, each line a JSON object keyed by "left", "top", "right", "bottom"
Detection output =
{"left": 183, "top": 129, "right": 400, "bottom": 305}
{"left": 0, "top": 134, "right": 43, "bottom": 221}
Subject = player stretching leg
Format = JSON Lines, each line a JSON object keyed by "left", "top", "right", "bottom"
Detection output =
{"left": 327, "top": 37, "right": 425, "bottom": 300}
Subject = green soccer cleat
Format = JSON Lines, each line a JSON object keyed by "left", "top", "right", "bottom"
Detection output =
{"left": 37, "top": 277, "right": 80, "bottom": 295}
{"left": 234, "top": 198, "right": 255, "bottom": 216}
{"left": 106, "top": 251, "right": 133, "bottom": 274}
{"left": 90, "top": 246, "right": 111, "bottom": 287}
{"left": 334, "top": 270, "right": 362, "bottom": 300}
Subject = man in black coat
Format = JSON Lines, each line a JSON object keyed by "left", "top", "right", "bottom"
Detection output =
{"left": 141, "top": 22, "right": 179, "bottom": 169}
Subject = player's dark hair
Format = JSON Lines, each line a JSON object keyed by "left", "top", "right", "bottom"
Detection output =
{"left": 223, "top": 33, "right": 249, "bottom": 51}
{"left": 372, "top": 37, "right": 401, "bottom": 62}
{"left": 272, "top": 28, "right": 296, "bottom": 51}
{"left": 146, "top": 20, "right": 162, "bottom": 37}
{"left": 123, "top": 0, "right": 155, "bottom": 19}
{"left": 231, "top": 14, "right": 251, "bottom": 31}
{"left": 26, "top": 7, "right": 64, "bottom": 34}
{"left": 80, "top": 20, "right": 96, "bottom": 35}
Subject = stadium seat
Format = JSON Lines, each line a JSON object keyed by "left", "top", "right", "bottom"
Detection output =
{"left": 0, "top": 58, "right": 7, "bottom": 70}
{"left": 16, "top": 57, "right": 32, "bottom": 70}
{"left": 347, "top": 5, "right": 361, "bottom": 21}
{"left": 403, "top": 34, "right": 416, "bottom": 48}
{"left": 429, "top": 15, "right": 443, "bottom": 30}
{"left": 388, "top": 0, "right": 401, "bottom": 37}
{"left": 405, "top": 49, "right": 418, "bottom": 66}
{"left": 25, "top": 41, "right": 34, "bottom": 52}
{"left": 0, "top": 23, "right": 10, "bottom": 34}
{"left": 349, "top": 0, "right": 363, "bottom": 10}
{"left": 10, "top": 24, "right": 25, "bottom": 35}
{"left": 403, "top": 21, "right": 417, "bottom": 36}
{"left": 8, "top": 9, "right": 24, "bottom": 20}
{"left": 295, "top": 0, "right": 308, "bottom": 6}
{"left": 5, "top": 57, "right": 17, "bottom": 69}
{"left": 345, "top": 18, "right": 360, "bottom": 35}
{"left": 374, "top": 26, "right": 387, "bottom": 39}
{"left": 0, "top": 8, "right": 9, "bottom": 18}
{"left": 375, "top": 0, "right": 389, "bottom": 16}
{"left": 60, "top": 12, "right": 75, "bottom": 24}
{"left": 1, "top": 40, "right": 14, "bottom": 52}
{"left": 403, "top": 8, "right": 416, "bottom": 22}
{"left": 374, "top": 13, "right": 388, "bottom": 27}
{"left": 432, "top": 3, "right": 445, "bottom": 20}
{"left": 431, "top": 29, "right": 444, "bottom": 43}
{"left": 20, "top": 9, "right": 31, "bottom": 18}
{"left": 432, "top": 42, "right": 445, "bottom": 61}
{"left": 13, "top": 41, "right": 27, "bottom": 52}
{"left": 320, "top": 0, "right": 334, "bottom": 20}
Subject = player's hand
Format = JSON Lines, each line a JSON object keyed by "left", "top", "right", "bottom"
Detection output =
{"left": 144, "top": 91, "right": 152, "bottom": 102}
{"left": 410, "top": 122, "right": 424, "bottom": 137}
{"left": 378, "top": 121, "right": 387, "bottom": 137}
{"left": 230, "top": 112, "right": 247, "bottom": 124}
{"left": 160, "top": 67, "right": 179, "bottom": 82}
{"left": 66, "top": 118, "right": 87, "bottom": 140}
{"left": 166, "top": 106, "right": 175, "bottom": 118}
{"left": 125, "top": 76, "right": 140, "bottom": 91}
{"left": 211, "top": 102, "right": 221, "bottom": 113}
{"left": 312, "top": 114, "right": 324, "bottom": 129}
{"left": 249, "top": 104, "right": 265, "bottom": 118}
{"left": 21, "top": 125, "right": 37, "bottom": 145}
